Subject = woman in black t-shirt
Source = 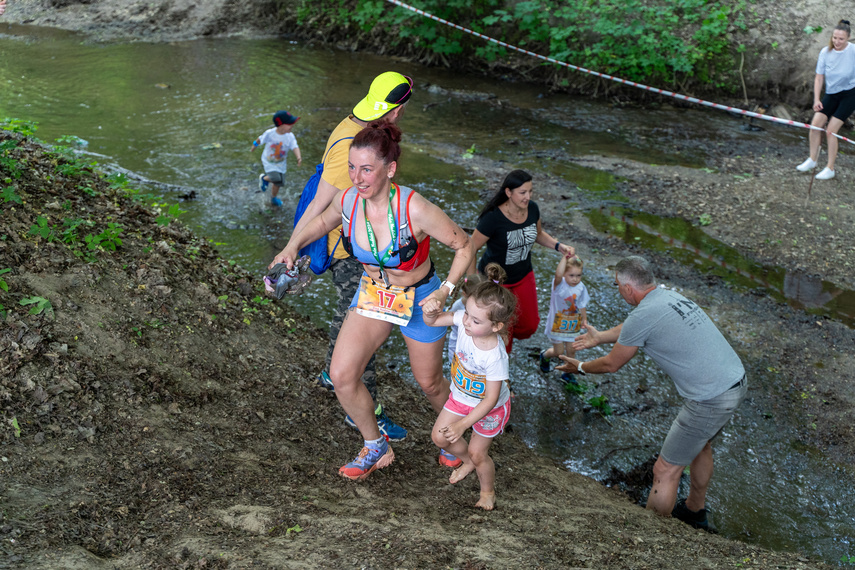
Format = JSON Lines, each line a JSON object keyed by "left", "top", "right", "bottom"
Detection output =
{"left": 468, "top": 170, "right": 575, "bottom": 352}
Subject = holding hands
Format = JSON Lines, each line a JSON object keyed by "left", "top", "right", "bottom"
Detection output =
{"left": 421, "top": 296, "right": 445, "bottom": 322}
{"left": 557, "top": 243, "right": 576, "bottom": 259}
{"left": 418, "top": 285, "right": 450, "bottom": 316}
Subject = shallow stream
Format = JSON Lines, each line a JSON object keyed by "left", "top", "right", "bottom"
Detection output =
{"left": 2, "top": 23, "right": 853, "bottom": 563}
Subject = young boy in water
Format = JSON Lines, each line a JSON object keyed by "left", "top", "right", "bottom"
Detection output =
{"left": 251, "top": 110, "right": 302, "bottom": 207}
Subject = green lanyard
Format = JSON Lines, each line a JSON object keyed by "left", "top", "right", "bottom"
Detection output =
{"left": 363, "top": 183, "right": 398, "bottom": 276}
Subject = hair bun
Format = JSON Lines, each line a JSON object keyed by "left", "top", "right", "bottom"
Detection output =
{"left": 842, "top": 19, "right": 851, "bottom": 26}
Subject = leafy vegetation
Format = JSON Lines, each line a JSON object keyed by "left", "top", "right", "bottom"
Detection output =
{"left": 20, "top": 295, "right": 54, "bottom": 318}
{"left": 1, "top": 120, "right": 185, "bottom": 269}
{"left": 292, "top": 0, "right": 750, "bottom": 93}
{"left": 0, "top": 268, "right": 10, "bottom": 319}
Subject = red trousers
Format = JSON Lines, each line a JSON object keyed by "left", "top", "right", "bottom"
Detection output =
{"left": 503, "top": 270, "right": 539, "bottom": 353}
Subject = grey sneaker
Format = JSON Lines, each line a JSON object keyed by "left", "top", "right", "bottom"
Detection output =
{"left": 263, "top": 256, "right": 313, "bottom": 298}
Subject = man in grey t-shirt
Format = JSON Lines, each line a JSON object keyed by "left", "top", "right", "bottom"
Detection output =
{"left": 557, "top": 256, "right": 746, "bottom": 531}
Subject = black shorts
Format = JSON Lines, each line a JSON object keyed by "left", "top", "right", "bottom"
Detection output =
{"left": 263, "top": 171, "right": 287, "bottom": 185}
{"left": 820, "top": 86, "right": 855, "bottom": 122}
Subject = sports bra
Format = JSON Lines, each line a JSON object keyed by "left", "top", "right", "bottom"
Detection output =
{"left": 340, "top": 183, "right": 431, "bottom": 272}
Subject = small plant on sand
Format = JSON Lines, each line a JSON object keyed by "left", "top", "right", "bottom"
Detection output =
{"left": 0, "top": 140, "right": 23, "bottom": 179}
{"left": 155, "top": 203, "right": 186, "bottom": 226}
{"left": 20, "top": 295, "right": 54, "bottom": 318}
{"left": 28, "top": 216, "right": 57, "bottom": 242}
{"left": 85, "top": 223, "right": 124, "bottom": 253}
{"left": 699, "top": 213, "right": 712, "bottom": 226}
{"left": 587, "top": 394, "right": 614, "bottom": 416}
{"left": 563, "top": 380, "right": 589, "bottom": 396}
{"left": 10, "top": 417, "right": 21, "bottom": 438}
{"left": 0, "top": 268, "right": 10, "bottom": 319}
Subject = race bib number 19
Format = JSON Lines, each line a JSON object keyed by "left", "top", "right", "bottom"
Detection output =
{"left": 450, "top": 354, "right": 486, "bottom": 399}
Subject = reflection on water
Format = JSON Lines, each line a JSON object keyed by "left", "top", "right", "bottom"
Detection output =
{"left": 1, "top": 23, "right": 853, "bottom": 563}
{"left": 590, "top": 207, "right": 855, "bottom": 326}
{"left": 784, "top": 272, "right": 845, "bottom": 309}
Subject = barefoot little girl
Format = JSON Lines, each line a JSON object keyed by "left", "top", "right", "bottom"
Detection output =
{"left": 423, "top": 263, "right": 516, "bottom": 510}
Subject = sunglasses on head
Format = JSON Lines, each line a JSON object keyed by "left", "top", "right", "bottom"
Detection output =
{"left": 385, "top": 75, "right": 413, "bottom": 104}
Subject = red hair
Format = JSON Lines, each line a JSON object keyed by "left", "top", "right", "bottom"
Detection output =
{"left": 352, "top": 120, "right": 402, "bottom": 165}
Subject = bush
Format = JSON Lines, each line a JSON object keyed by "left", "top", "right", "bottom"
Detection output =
{"left": 292, "top": 0, "right": 748, "bottom": 93}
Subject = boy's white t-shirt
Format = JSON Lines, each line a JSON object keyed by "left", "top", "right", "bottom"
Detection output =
{"left": 544, "top": 279, "right": 590, "bottom": 343}
{"left": 448, "top": 310, "right": 510, "bottom": 408}
{"left": 256, "top": 128, "right": 298, "bottom": 174}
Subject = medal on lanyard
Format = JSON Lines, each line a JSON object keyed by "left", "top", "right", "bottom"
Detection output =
{"left": 364, "top": 184, "right": 398, "bottom": 287}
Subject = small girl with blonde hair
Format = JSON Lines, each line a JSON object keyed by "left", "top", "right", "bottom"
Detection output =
{"left": 539, "top": 255, "right": 589, "bottom": 383}
{"left": 423, "top": 263, "right": 516, "bottom": 510}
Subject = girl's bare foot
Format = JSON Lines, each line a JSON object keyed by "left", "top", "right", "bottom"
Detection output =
{"left": 475, "top": 491, "right": 496, "bottom": 510}
{"left": 449, "top": 462, "right": 476, "bottom": 484}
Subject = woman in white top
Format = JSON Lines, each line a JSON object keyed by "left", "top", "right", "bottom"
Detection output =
{"left": 796, "top": 20, "right": 855, "bottom": 180}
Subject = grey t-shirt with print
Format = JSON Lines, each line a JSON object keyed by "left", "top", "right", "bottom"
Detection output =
{"left": 618, "top": 287, "right": 744, "bottom": 401}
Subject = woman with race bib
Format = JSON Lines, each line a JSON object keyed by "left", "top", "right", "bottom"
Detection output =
{"left": 270, "top": 121, "right": 472, "bottom": 480}
{"left": 468, "top": 170, "right": 575, "bottom": 353}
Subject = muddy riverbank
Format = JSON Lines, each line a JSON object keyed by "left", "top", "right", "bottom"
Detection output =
{"left": 0, "top": 126, "right": 835, "bottom": 569}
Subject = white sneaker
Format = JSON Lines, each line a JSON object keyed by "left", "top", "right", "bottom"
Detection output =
{"left": 815, "top": 167, "right": 835, "bottom": 180}
{"left": 796, "top": 157, "right": 817, "bottom": 172}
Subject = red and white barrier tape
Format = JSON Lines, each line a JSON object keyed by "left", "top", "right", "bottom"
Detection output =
{"left": 386, "top": 0, "right": 855, "bottom": 146}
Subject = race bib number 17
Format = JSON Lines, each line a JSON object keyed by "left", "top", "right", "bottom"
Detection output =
{"left": 355, "top": 275, "right": 414, "bottom": 327}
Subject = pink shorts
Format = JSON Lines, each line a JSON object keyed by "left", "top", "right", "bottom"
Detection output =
{"left": 443, "top": 394, "right": 511, "bottom": 438}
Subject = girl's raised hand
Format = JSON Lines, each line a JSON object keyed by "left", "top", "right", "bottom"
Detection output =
{"left": 422, "top": 297, "right": 443, "bottom": 318}
{"left": 558, "top": 243, "right": 576, "bottom": 259}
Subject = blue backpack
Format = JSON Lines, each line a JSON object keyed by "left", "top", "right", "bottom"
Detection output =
{"left": 293, "top": 136, "right": 353, "bottom": 275}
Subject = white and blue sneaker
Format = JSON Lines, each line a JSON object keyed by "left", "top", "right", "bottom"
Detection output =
{"left": 317, "top": 370, "right": 335, "bottom": 392}
{"left": 339, "top": 438, "right": 395, "bottom": 481}
{"left": 258, "top": 174, "right": 269, "bottom": 193}
{"left": 345, "top": 403, "right": 408, "bottom": 441}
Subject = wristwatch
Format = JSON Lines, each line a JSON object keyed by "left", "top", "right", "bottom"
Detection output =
{"left": 441, "top": 280, "right": 455, "bottom": 295}
{"left": 577, "top": 361, "right": 587, "bottom": 375}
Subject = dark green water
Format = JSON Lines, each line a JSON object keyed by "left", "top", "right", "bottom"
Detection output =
{"left": 2, "top": 22, "right": 852, "bottom": 563}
